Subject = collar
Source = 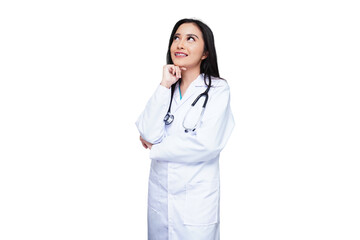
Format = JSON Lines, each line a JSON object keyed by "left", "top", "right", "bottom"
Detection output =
{"left": 171, "top": 73, "right": 204, "bottom": 109}
{"left": 194, "top": 73, "right": 220, "bottom": 88}
{"left": 193, "top": 73, "right": 207, "bottom": 87}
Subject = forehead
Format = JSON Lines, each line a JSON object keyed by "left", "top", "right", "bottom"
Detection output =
{"left": 175, "top": 23, "right": 203, "bottom": 37}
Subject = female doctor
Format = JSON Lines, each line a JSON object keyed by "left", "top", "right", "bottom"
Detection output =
{"left": 136, "top": 18, "right": 234, "bottom": 240}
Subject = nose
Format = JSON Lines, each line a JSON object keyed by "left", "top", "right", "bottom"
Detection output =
{"left": 176, "top": 39, "right": 185, "bottom": 49}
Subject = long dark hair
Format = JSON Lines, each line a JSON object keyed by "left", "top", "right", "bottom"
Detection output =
{"left": 166, "top": 18, "right": 223, "bottom": 86}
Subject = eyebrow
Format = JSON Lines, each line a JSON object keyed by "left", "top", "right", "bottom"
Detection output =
{"left": 174, "top": 33, "right": 199, "bottom": 39}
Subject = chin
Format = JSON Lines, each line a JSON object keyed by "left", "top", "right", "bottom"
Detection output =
{"left": 172, "top": 59, "right": 188, "bottom": 67}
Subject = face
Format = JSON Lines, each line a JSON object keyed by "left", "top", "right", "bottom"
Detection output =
{"left": 170, "top": 23, "right": 208, "bottom": 70}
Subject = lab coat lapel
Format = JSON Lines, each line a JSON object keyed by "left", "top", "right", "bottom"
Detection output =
{"left": 173, "top": 82, "right": 181, "bottom": 105}
{"left": 172, "top": 84, "right": 196, "bottom": 113}
{"left": 172, "top": 74, "right": 205, "bottom": 113}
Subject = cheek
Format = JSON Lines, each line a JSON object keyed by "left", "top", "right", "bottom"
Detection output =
{"left": 170, "top": 43, "right": 177, "bottom": 51}
{"left": 189, "top": 46, "right": 204, "bottom": 57}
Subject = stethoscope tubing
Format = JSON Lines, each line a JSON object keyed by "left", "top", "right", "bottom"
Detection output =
{"left": 164, "top": 77, "right": 211, "bottom": 131}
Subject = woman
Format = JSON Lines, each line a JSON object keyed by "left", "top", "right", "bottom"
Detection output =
{"left": 136, "top": 18, "right": 235, "bottom": 240}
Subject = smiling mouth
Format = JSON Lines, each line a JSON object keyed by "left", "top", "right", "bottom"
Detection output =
{"left": 175, "top": 53, "right": 188, "bottom": 57}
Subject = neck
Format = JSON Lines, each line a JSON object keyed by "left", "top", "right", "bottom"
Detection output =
{"left": 180, "top": 67, "right": 201, "bottom": 88}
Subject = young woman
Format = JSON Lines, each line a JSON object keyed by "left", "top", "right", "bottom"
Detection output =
{"left": 136, "top": 18, "right": 235, "bottom": 240}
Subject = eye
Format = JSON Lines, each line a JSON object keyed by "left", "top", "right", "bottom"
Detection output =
{"left": 173, "top": 36, "right": 179, "bottom": 40}
{"left": 188, "top": 36, "right": 195, "bottom": 41}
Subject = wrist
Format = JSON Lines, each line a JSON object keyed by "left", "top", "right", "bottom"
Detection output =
{"left": 160, "top": 81, "right": 172, "bottom": 89}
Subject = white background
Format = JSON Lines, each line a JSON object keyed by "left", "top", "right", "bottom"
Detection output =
{"left": 1, "top": 0, "right": 359, "bottom": 239}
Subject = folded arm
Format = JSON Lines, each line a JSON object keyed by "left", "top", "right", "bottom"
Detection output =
{"left": 135, "top": 84, "right": 170, "bottom": 144}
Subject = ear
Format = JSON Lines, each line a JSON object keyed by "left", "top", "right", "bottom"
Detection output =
{"left": 201, "top": 51, "right": 209, "bottom": 60}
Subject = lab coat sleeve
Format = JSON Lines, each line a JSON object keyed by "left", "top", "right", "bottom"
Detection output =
{"left": 150, "top": 83, "right": 235, "bottom": 163}
{"left": 135, "top": 84, "right": 170, "bottom": 144}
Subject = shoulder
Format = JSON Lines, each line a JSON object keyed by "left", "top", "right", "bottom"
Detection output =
{"left": 206, "top": 77, "right": 232, "bottom": 114}
{"left": 211, "top": 77, "right": 229, "bottom": 88}
{"left": 208, "top": 77, "right": 231, "bottom": 104}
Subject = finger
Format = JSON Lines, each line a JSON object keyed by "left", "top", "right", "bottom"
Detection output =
{"left": 174, "top": 66, "right": 178, "bottom": 79}
{"left": 176, "top": 66, "right": 181, "bottom": 79}
{"left": 180, "top": 67, "right": 187, "bottom": 71}
{"left": 146, "top": 142, "right": 152, "bottom": 149}
{"left": 166, "top": 65, "right": 174, "bottom": 74}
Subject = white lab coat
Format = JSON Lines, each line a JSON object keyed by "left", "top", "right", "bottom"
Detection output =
{"left": 136, "top": 73, "right": 235, "bottom": 240}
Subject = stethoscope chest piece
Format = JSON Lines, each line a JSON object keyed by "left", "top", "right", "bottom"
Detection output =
{"left": 164, "top": 112, "right": 174, "bottom": 125}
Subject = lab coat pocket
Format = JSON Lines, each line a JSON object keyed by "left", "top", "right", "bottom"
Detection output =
{"left": 184, "top": 181, "right": 219, "bottom": 226}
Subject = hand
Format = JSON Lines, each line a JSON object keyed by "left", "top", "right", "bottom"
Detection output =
{"left": 161, "top": 64, "right": 187, "bottom": 88}
{"left": 140, "top": 135, "right": 153, "bottom": 150}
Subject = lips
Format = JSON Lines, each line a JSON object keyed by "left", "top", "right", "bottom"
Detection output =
{"left": 175, "top": 52, "right": 188, "bottom": 57}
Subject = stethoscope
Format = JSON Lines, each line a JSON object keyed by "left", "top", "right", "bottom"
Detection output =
{"left": 163, "top": 78, "right": 211, "bottom": 132}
